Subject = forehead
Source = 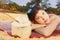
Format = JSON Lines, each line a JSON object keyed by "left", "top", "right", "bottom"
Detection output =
{"left": 36, "top": 10, "right": 47, "bottom": 16}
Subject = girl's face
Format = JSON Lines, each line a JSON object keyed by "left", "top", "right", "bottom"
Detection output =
{"left": 35, "top": 10, "right": 50, "bottom": 25}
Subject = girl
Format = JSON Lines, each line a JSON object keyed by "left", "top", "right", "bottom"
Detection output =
{"left": 27, "top": 5, "right": 60, "bottom": 36}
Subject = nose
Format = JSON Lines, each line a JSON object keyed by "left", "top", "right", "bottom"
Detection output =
{"left": 41, "top": 17, "right": 48, "bottom": 24}
{"left": 40, "top": 17, "right": 47, "bottom": 23}
{"left": 44, "top": 20, "right": 49, "bottom": 25}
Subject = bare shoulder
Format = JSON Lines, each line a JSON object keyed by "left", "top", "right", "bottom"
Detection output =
{"left": 48, "top": 14, "right": 58, "bottom": 18}
{"left": 48, "top": 14, "right": 60, "bottom": 22}
{"left": 48, "top": 14, "right": 57, "bottom": 16}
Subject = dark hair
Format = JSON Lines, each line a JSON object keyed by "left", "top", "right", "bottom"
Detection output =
{"left": 27, "top": 6, "right": 44, "bottom": 23}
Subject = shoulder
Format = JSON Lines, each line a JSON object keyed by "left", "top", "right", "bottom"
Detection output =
{"left": 48, "top": 14, "right": 58, "bottom": 18}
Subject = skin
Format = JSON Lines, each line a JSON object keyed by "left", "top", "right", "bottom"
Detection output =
{"left": 35, "top": 10, "right": 50, "bottom": 25}
{"left": 32, "top": 10, "right": 60, "bottom": 36}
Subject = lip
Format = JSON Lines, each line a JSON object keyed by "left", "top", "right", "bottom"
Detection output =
{"left": 39, "top": 17, "right": 47, "bottom": 24}
{"left": 44, "top": 20, "right": 49, "bottom": 25}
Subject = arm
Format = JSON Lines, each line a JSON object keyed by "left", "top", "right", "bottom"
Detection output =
{"left": 34, "top": 14, "right": 60, "bottom": 36}
{"left": 31, "top": 23, "right": 46, "bottom": 29}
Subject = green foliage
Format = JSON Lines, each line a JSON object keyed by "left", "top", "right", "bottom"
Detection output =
{"left": 0, "top": 0, "right": 60, "bottom": 15}
{"left": 41, "top": 0, "right": 50, "bottom": 8}
{"left": 8, "top": 2, "right": 31, "bottom": 12}
{"left": 25, "top": 2, "right": 31, "bottom": 11}
{"left": 31, "top": 0, "right": 42, "bottom": 5}
{"left": 46, "top": 7, "right": 60, "bottom": 15}
{"left": 8, "top": 2, "right": 19, "bottom": 11}
{"left": 56, "top": 0, "right": 60, "bottom": 9}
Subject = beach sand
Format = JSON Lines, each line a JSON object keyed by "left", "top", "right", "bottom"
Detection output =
{"left": 0, "top": 12, "right": 60, "bottom": 40}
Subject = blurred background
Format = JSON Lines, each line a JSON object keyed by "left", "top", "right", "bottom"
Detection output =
{"left": 0, "top": 0, "right": 60, "bottom": 15}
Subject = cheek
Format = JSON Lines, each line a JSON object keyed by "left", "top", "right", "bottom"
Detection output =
{"left": 42, "top": 14, "right": 50, "bottom": 24}
{"left": 35, "top": 18, "right": 44, "bottom": 24}
{"left": 43, "top": 14, "right": 49, "bottom": 20}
